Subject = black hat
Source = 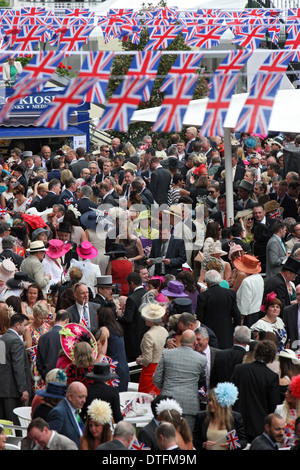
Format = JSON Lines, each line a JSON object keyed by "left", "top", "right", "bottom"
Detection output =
{"left": 57, "top": 222, "right": 72, "bottom": 233}
{"left": 86, "top": 363, "right": 119, "bottom": 382}
{"left": 104, "top": 242, "right": 126, "bottom": 257}
{"left": 172, "top": 297, "right": 194, "bottom": 314}
{"left": 281, "top": 256, "right": 300, "bottom": 274}
{"left": 6, "top": 271, "right": 35, "bottom": 288}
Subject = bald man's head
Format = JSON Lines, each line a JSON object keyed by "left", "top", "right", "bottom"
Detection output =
{"left": 181, "top": 329, "right": 196, "bottom": 348}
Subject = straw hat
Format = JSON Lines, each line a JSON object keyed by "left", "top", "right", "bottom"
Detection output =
{"left": 203, "top": 239, "right": 227, "bottom": 257}
{"left": 141, "top": 303, "right": 166, "bottom": 323}
{"left": 233, "top": 254, "right": 262, "bottom": 274}
{"left": 0, "top": 259, "right": 16, "bottom": 283}
{"left": 27, "top": 240, "right": 48, "bottom": 253}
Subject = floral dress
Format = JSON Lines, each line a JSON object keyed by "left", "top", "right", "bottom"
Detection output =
{"left": 27, "top": 323, "right": 51, "bottom": 393}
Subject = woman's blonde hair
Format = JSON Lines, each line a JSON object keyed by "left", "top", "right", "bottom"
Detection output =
{"left": 73, "top": 341, "right": 94, "bottom": 368}
{"left": 157, "top": 409, "right": 192, "bottom": 444}
{"left": 32, "top": 302, "right": 49, "bottom": 319}
{"left": 206, "top": 389, "right": 234, "bottom": 430}
{"left": 61, "top": 169, "right": 73, "bottom": 185}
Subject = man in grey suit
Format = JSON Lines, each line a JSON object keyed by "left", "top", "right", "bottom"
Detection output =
{"left": 153, "top": 329, "right": 206, "bottom": 432}
{"left": 266, "top": 220, "right": 288, "bottom": 279}
{"left": 0, "top": 313, "right": 31, "bottom": 424}
{"left": 97, "top": 421, "right": 136, "bottom": 450}
{"left": 27, "top": 417, "right": 78, "bottom": 450}
{"left": 250, "top": 413, "right": 285, "bottom": 450}
{"left": 66, "top": 282, "right": 99, "bottom": 334}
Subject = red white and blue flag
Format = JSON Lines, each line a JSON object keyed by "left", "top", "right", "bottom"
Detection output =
{"left": 65, "top": 8, "right": 95, "bottom": 18}
{"left": 97, "top": 76, "right": 151, "bottom": 132}
{"left": 58, "top": 23, "right": 96, "bottom": 52}
{"left": 34, "top": 77, "right": 98, "bottom": 130}
{"left": 206, "top": 49, "right": 252, "bottom": 92}
{"left": 231, "top": 25, "right": 269, "bottom": 50}
{"left": 185, "top": 24, "right": 228, "bottom": 48}
{"left": 78, "top": 51, "right": 115, "bottom": 104}
{"left": 152, "top": 74, "right": 198, "bottom": 132}
{"left": 12, "top": 24, "right": 50, "bottom": 52}
{"left": 130, "top": 438, "right": 151, "bottom": 450}
{"left": 201, "top": 73, "right": 239, "bottom": 137}
{"left": 226, "top": 429, "right": 241, "bottom": 450}
{"left": 160, "top": 52, "right": 204, "bottom": 93}
{"left": 126, "top": 51, "right": 162, "bottom": 101}
{"left": 284, "top": 23, "right": 300, "bottom": 61}
{"left": 144, "top": 26, "right": 183, "bottom": 50}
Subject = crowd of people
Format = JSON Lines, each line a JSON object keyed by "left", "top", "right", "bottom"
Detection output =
{"left": 1, "top": 129, "right": 300, "bottom": 451}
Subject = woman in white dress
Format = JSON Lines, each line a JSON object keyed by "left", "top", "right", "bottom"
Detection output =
{"left": 12, "top": 184, "right": 28, "bottom": 213}
{"left": 66, "top": 241, "right": 100, "bottom": 296}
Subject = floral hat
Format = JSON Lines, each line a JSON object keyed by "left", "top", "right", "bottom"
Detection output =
{"left": 59, "top": 323, "right": 98, "bottom": 361}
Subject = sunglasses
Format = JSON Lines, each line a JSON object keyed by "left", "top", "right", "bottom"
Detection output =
{"left": 247, "top": 217, "right": 254, "bottom": 221}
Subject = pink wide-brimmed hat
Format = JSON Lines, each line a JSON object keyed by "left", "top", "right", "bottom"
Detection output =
{"left": 76, "top": 241, "right": 98, "bottom": 259}
{"left": 59, "top": 323, "right": 98, "bottom": 361}
{"left": 46, "top": 239, "right": 72, "bottom": 259}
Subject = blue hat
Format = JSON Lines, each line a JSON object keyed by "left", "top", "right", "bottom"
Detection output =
{"left": 36, "top": 382, "right": 67, "bottom": 399}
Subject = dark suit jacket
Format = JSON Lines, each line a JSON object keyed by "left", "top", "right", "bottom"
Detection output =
{"left": 48, "top": 398, "right": 81, "bottom": 449}
{"left": 70, "top": 159, "right": 88, "bottom": 179}
{"left": 149, "top": 236, "right": 187, "bottom": 276}
{"left": 0, "top": 249, "right": 23, "bottom": 269}
{"left": 193, "top": 410, "right": 247, "bottom": 450}
{"left": 138, "top": 418, "right": 159, "bottom": 450}
{"left": 100, "top": 194, "right": 118, "bottom": 207}
{"left": 210, "top": 345, "right": 247, "bottom": 388}
{"left": 250, "top": 433, "right": 279, "bottom": 450}
{"left": 119, "top": 286, "right": 148, "bottom": 361}
{"left": 140, "top": 187, "right": 154, "bottom": 206}
{"left": 270, "top": 192, "right": 298, "bottom": 219}
{"left": 58, "top": 189, "right": 77, "bottom": 208}
{"left": 36, "top": 324, "right": 64, "bottom": 381}
{"left": 97, "top": 439, "right": 128, "bottom": 450}
{"left": 230, "top": 360, "right": 281, "bottom": 441}
{"left": 264, "top": 272, "right": 291, "bottom": 313}
{"left": 82, "top": 380, "right": 123, "bottom": 424}
{"left": 75, "top": 197, "right": 99, "bottom": 215}
{"left": 149, "top": 166, "right": 171, "bottom": 205}
{"left": 196, "top": 285, "right": 241, "bottom": 349}
{"left": 37, "top": 191, "right": 60, "bottom": 212}
{"left": 282, "top": 303, "right": 299, "bottom": 349}
{"left": 66, "top": 302, "right": 99, "bottom": 334}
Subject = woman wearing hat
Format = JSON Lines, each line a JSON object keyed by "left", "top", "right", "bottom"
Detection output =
{"left": 198, "top": 239, "right": 232, "bottom": 285}
{"left": 105, "top": 242, "right": 133, "bottom": 296}
{"left": 275, "top": 374, "right": 300, "bottom": 448}
{"left": 277, "top": 349, "right": 300, "bottom": 402}
{"left": 136, "top": 302, "right": 168, "bottom": 395}
{"left": 235, "top": 209, "right": 254, "bottom": 246}
{"left": 80, "top": 399, "right": 113, "bottom": 450}
{"left": 156, "top": 399, "right": 194, "bottom": 450}
{"left": 33, "top": 381, "right": 67, "bottom": 422}
{"left": 251, "top": 292, "right": 287, "bottom": 351}
{"left": 42, "top": 239, "right": 72, "bottom": 288}
{"left": 31, "top": 227, "right": 52, "bottom": 246}
{"left": 66, "top": 241, "right": 100, "bottom": 296}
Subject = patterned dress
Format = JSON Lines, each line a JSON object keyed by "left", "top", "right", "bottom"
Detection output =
{"left": 27, "top": 323, "right": 51, "bottom": 393}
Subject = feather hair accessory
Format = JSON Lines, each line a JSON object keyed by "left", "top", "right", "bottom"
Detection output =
{"left": 155, "top": 398, "right": 183, "bottom": 417}
{"left": 214, "top": 382, "right": 239, "bottom": 408}
{"left": 289, "top": 375, "right": 300, "bottom": 400}
{"left": 87, "top": 399, "right": 112, "bottom": 425}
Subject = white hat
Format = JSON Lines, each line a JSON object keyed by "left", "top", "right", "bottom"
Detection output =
{"left": 141, "top": 303, "right": 166, "bottom": 323}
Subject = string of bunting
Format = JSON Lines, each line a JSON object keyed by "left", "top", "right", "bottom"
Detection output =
{"left": 1, "top": 6, "right": 300, "bottom": 135}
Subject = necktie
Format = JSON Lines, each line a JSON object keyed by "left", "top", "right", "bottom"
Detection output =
{"left": 75, "top": 410, "right": 84, "bottom": 433}
{"left": 223, "top": 212, "right": 227, "bottom": 228}
{"left": 81, "top": 304, "right": 89, "bottom": 329}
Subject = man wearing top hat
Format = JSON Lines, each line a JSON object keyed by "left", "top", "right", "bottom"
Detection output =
{"left": 93, "top": 275, "right": 118, "bottom": 317}
{"left": 237, "top": 179, "right": 257, "bottom": 210}
{"left": 264, "top": 255, "right": 300, "bottom": 314}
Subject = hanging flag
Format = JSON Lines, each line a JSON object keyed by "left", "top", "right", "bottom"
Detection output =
{"left": 235, "top": 50, "right": 294, "bottom": 134}
{"left": 97, "top": 76, "right": 151, "bottom": 132}
{"left": 126, "top": 51, "right": 162, "bottom": 101}
{"left": 12, "top": 24, "right": 50, "bottom": 52}
{"left": 34, "top": 77, "right": 98, "bottom": 130}
{"left": 226, "top": 430, "right": 241, "bottom": 450}
{"left": 78, "top": 51, "right": 115, "bottom": 104}
{"left": 185, "top": 24, "right": 228, "bottom": 48}
{"left": 231, "top": 24, "right": 269, "bottom": 50}
{"left": 200, "top": 73, "right": 239, "bottom": 137}
{"left": 144, "top": 26, "right": 183, "bottom": 50}
{"left": 160, "top": 52, "right": 204, "bottom": 93}
{"left": 13, "top": 51, "right": 65, "bottom": 92}
{"left": 284, "top": 23, "right": 300, "bottom": 61}
{"left": 206, "top": 49, "right": 252, "bottom": 92}
{"left": 65, "top": 8, "right": 95, "bottom": 17}
{"left": 58, "top": 23, "right": 95, "bottom": 52}
{"left": 1, "top": 14, "right": 22, "bottom": 49}
{"left": 152, "top": 74, "right": 198, "bottom": 132}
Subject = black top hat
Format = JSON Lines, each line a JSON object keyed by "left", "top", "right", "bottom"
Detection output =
{"left": 281, "top": 256, "right": 300, "bottom": 274}
{"left": 104, "top": 242, "right": 126, "bottom": 257}
{"left": 86, "top": 363, "right": 119, "bottom": 382}
{"left": 172, "top": 297, "right": 194, "bottom": 314}
{"left": 36, "top": 382, "right": 67, "bottom": 399}
{"left": 57, "top": 222, "right": 72, "bottom": 233}
{"left": 6, "top": 271, "right": 35, "bottom": 288}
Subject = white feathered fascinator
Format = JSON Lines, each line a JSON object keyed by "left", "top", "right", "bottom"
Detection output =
{"left": 87, "top": 399, "right": 112, "bottom": 425}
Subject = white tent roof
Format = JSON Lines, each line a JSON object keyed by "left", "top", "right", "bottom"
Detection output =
{"left": 131, "top": 88, "right": 300, "bottom": 133}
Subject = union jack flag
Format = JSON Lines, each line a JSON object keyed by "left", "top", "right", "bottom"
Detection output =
{"left": 147, "top": 7, "right": 179, "bottom": 19}
{"left": 19, "top": 7, "right": 53, "bottom": 27}
{"left": 200, "top": 73, "right": 239, "bottom": 137}
{"left": 197, "top": 9, "right": 224, "bottom": 17}
{"left": 63, "top": 198, "right": 74, "bottom": 206}
{"left": 284, "top": 23, "right": 300, "bottom": 61}
{"left": 48, "top": 16, "right": 81, "bottom": 47}
{"left": 214, "top": 50, "right": 253, "bottom": 76}
{"left": 27, "top": 345, "right": 37, "bottom": 363}
{"left": 0, "top": 207, "right": 7, "bottom": 216}
{"left": 97, "top": 76, "right": 151, "bottom": 132}
{"left": 234, "top": 72, "right": 284, "bottom": 135}
{"left": 126, "top": 51, "right": 162, "bottom": 101}
{"left": 34, "top": 77, "right": 98, "bottom": 130}
{"left": 12, "top": 24, "right": 49, "bottom": 52}
{"left": 65, "top": 8, "right": 95, "bottom": 17}
{"left": 121, "top": 397, "right": 135, "bottom": 417}
{"left": 186, "top": 24, "right": 228, "bottom": 48}
{"left": 130, "top": 438, "right": 151, "bottom": 450}
{"left": 0, "top": 76, "right": 49, "bottom": 125}
{"left": 144, "top": 26, "right": 183, "bottom": 50}
{"left": 152, "top": 74, "right": 198, "bottom": 132}
{"left": 160, "top": 52, "right": 204, "bottom": 93}
{"left": 78, "top": 51, "right": 114, "bottom": 104}
{"left": 231, "top": 25, "right": 269, "bottom": 50}
{"left": 226, "top": 429, "right": 241, "bottom": 450}
{"left": 1, "top": 14, "right": 22, "bottom": 49}
{"left": 58, "top": 23, "right": 95, "bottom": 52}
{"left": 108, "top": 9, "right": 137, "bottom": 17}
{"left": 14, "top": 51, "right": 64, "bottom": 92}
